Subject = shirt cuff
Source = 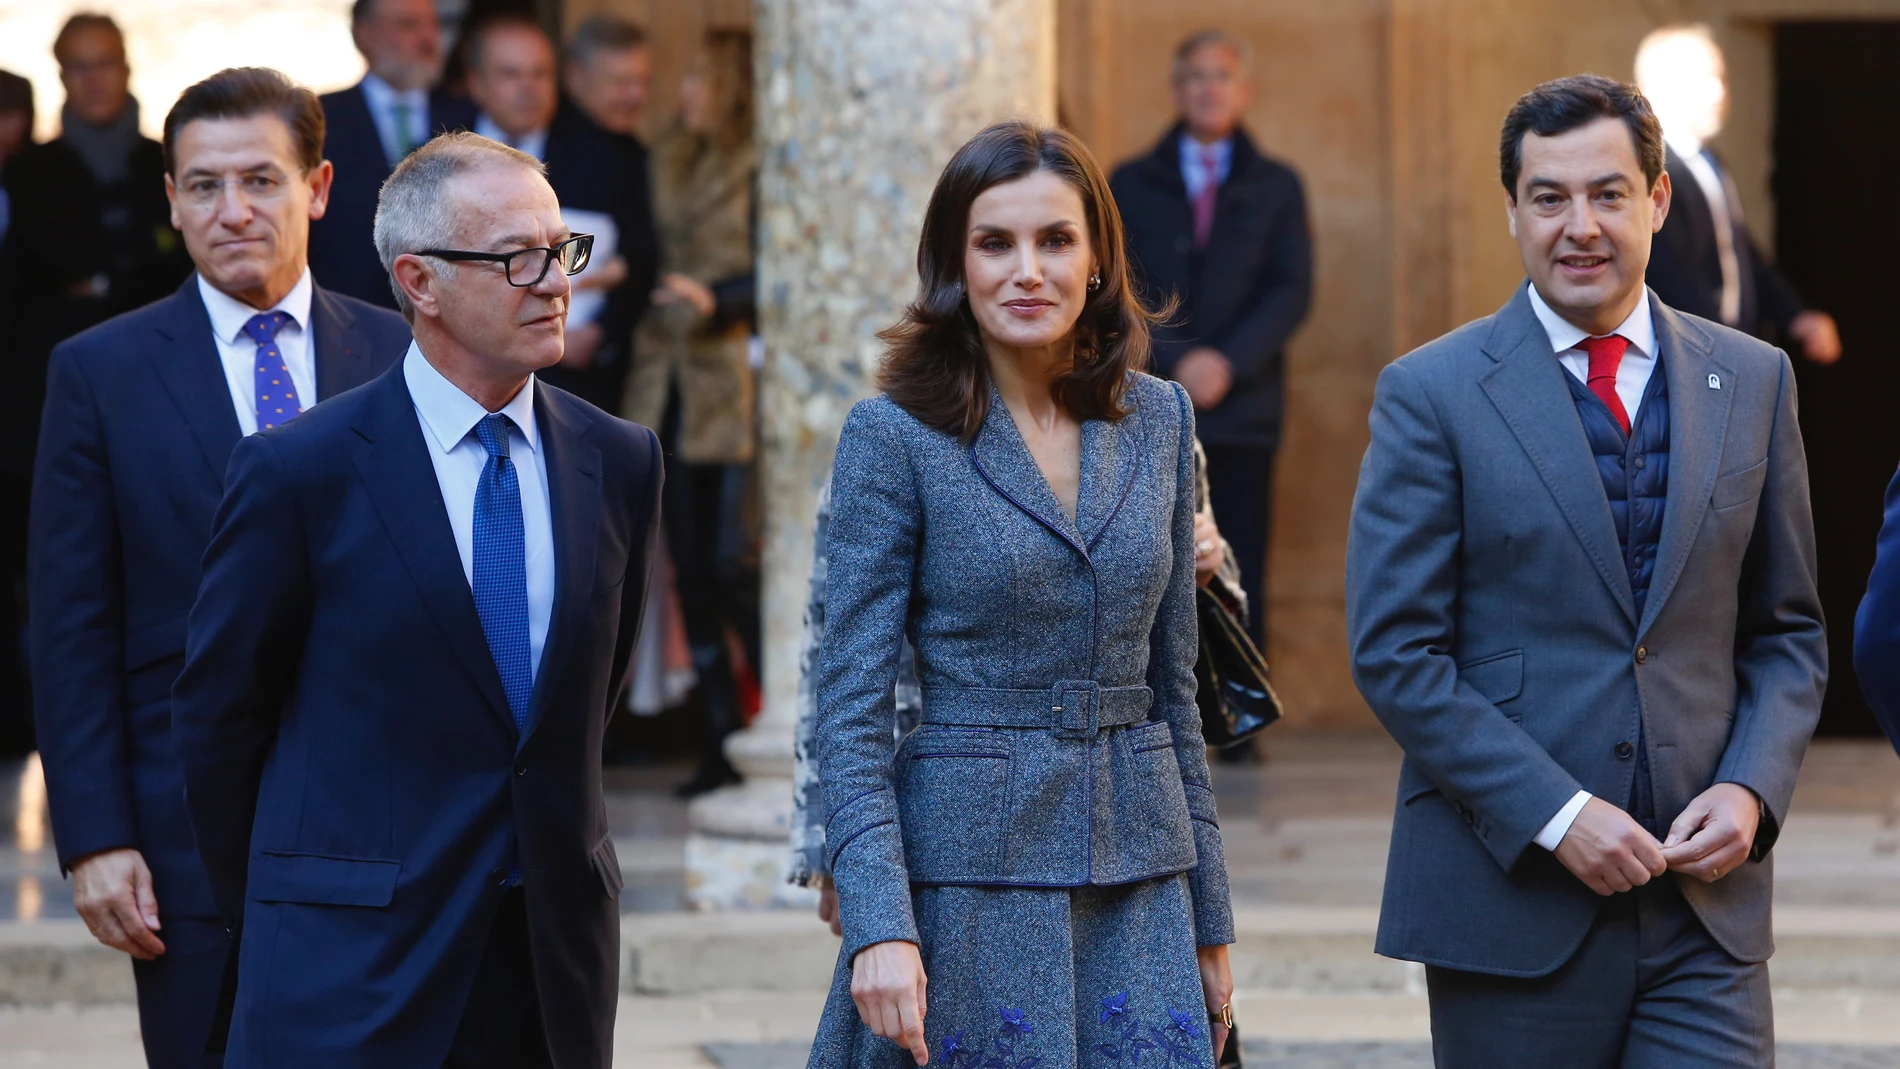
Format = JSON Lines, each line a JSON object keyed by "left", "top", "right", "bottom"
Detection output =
{"left": 1533, "top": 790, "right": 1593, "bottom": 852}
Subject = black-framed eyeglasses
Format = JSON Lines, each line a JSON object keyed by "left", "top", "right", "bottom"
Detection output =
{"left": 414, "top": 233, "right": 594, "bottom": 287}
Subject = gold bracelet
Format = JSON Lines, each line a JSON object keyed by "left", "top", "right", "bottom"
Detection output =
{"left": 1209, "top": 1002, "right": 1234, "bottom": 1028}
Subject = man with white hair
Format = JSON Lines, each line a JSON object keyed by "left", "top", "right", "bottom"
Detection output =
{"left": 1636, "top": 24, "right": 1841, "bottom": 364}
{"left": 172, "top": 131, "right": 662, "bottom": 1067}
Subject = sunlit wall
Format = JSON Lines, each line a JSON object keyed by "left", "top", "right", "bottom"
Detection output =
{"left": 0, "top": 0, "right": 367, "bottom": 144}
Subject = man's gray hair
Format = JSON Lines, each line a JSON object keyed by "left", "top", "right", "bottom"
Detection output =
{"left": 1171, "top": 29, "right": 1253, "bottom": 82}
{"left": 567, "top": 14, "right": 647, "bottom": 68}
{"left": 373, "top": 131, "right": 546, "bottom": 321}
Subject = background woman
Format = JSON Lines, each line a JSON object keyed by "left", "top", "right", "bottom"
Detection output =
{"left": 620, "top": 29, "right": 762, "bottom": 795}
{"left": 810, "top": 121, "right": 1235, "bottom": 1069}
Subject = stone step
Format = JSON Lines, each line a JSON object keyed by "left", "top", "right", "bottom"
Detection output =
{"left": 9, "top": 906, "right": 1900, "bottom": 1007}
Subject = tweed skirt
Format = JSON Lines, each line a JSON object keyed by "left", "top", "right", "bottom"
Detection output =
{"left": 804, "top": 874, "right": 1214, "bottom": 1069}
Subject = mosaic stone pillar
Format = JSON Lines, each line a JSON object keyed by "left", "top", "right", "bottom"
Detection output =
{"left": 684, "top": 0, "right": 1056, "bottom": 909}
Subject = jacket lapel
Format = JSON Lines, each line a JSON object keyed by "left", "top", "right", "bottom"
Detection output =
{"left": 1638, "top": 299, "right": 1733, "bottom": 638}
{"left": 1478, "top": 288, "right": 1639, "bottom": 626}
{"left": 149, "top": 277, "right": 244, "bottom": 487}
{"left": 308, "top": 285, "right": 374, "bottom": 402}
{"left": 350, "top": 365, "right": 515, "bottom": 729}
{"left": 969, "top": 389, "right": 1086, "bottom": 557}
{"left": 521, "top": 388, "right": 601, "bottom": 744}
{"left": 1076, "top": 402, "right": 1142, "bottom": 553}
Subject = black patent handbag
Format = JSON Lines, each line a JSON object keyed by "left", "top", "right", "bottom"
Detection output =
{"left": 1195, "top": 575, "right": 1283, "bottom": 748}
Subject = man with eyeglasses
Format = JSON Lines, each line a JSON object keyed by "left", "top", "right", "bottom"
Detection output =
{"left": 171, "top": 131, "right": 661, "bottom": 1067}
{"left": 28, "top": 67, "right": 409, "bottom": 1069}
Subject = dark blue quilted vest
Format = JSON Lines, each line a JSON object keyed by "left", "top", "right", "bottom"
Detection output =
{"left": 1566, "top": 360, "right": 1669, "bottom": 826}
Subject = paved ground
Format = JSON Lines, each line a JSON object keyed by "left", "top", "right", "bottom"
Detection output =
{"left": 3, "top": 735, "right": 1897, "bottom": 1064}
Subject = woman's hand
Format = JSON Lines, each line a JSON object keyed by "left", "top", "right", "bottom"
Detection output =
{"left": 852, "top": 940, "right": 930, "bottom": 1064}
{"left": 572, "top": 253, "right": 629, "bottom": 293}
{"left": 1197, "top": 944, "right": 1234, "bottom": 1059}
{"left": 1193, "top": 511, "right": 1225, "bottom": 589}
{"left": 650, "top": 272, "right": 717, "bottom": 318}
{"left": 817, "top": 880, "right": 842, "bottom": 937}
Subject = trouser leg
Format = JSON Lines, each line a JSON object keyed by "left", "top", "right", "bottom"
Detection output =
{"left": 1198, "top": 445, "right": 1275, "bottom": 648}
{"left": 443, "top": 889, "right": 550, "bottom": 1069}
{"left": 130, "top": 916, "right": 231, "bottom": 1069}
{"left": 1621, "top": 879, "right": 1774, "bottom": 1069}
{"left": 1424, "top": 895, "right": 1634, "bottom": 1069}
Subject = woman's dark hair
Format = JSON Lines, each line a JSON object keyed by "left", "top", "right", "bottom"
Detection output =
{"left": 877, "top": 121, "right": 1160, "bottom": 442}
{"left": 162, "top": 68, "right": 325, "bottom": 177}
{"left": 1499, "top": 74, "right": 1664, "bottom": 198}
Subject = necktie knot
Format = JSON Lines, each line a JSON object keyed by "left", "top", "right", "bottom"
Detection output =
{"left": 242, "top": 311, "right": 292, "bottom": 346}
{"left": 473, "top": 413, "right": 514, "bottom": 460}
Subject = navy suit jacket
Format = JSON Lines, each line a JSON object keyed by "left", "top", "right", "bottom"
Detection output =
{"left": 1647, "top": 146, "right": 1806, "bottom": 342}
{"left": 544, "top": 97, "right": 659, "bottom": 359}
{"left": 171, "top": 362, "right": 661, "bottom": 1067}
{"left": 29, "top": 277, "right": 409, "bottom": 918}
{"left": 1110, "top": 124, "right": 1313, "bottom": 448}
{"left": 309, "top": 82, "right": 477, "bottom": 309}
{"left": 1856, "top": 462, "right": 1900, "bottom": 755}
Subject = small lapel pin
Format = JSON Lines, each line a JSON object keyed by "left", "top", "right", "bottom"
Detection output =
{"left": 1708, "top": 373, "right": 1722, "bottom": 390}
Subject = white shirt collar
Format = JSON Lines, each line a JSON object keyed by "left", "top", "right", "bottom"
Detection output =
{"left": 1526, "top": 283, "right": 1658, "bottom": 359}
{"left": 403, "top": 342, "right": 540, "bottom": 457}
{"left": 197, "top": 268, "right": 314, "bottom": 345}
{"left": 474, "top": 114, "right": 548, "bottom": 162}
{"left": 360, "top": 71, "right": 427, "bottom": 111}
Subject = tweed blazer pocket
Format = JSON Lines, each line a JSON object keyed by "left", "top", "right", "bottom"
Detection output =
{"left": 896, "top": 729, "right": 1013, "bottom": 882}
{"left": 1094, "top": 721, "right": 1198, "bottom": 883}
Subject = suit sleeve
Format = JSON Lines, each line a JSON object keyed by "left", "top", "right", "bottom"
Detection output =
{"left": 612, "top": 148, "right": 660, "bottom": 352}
{"left": 1346, "top": 360, "right": 1584, "bottom": 873}
{"left": 1211, "top": 173, "right": 1313, "bottom": 382}
{"left": 814, "top": 403, "right": 922, "bottom": 961}
{"left": 170, "top": 434, "right": 313, "bottom": 917}
{"left": 1716, "top": 352, "right": 1826, "bottom": 858}
{"left": 28, "top": 345, "right": 138, "bottom": 872}
{"left": 1152, "top": 384, "right": 1234, "bottom": 945}
{"left": 609, "top": 426, "right": 664, "bottom": 714}
{"left": 1741, "top": 228, "right": 1807, "bottom": 338}
{"left": 1856, "top": 459, "right": 1900, "bottom": 758}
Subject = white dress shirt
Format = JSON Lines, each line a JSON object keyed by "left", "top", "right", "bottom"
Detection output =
{"left": 403, "top": 343, "right": 556, "bottom": 683}
{"left": 359, "top": 72, "right": 430, "bottom": 168}
{"left": 1178, "top": 133, "right": 1234, "bottom": 202}
{"left": 198, "top": 269, "right": 318, "bottom": 437}
{"left": 1523, "top": 282, "right": 1660, "bottom": 851}
{"left": 475, "top": 114, "right": 548, "bottom": 163}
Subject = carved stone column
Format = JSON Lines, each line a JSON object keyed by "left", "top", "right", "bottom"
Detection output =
{"left": 684, "top": 0, "right": 1056, "bottom": 909}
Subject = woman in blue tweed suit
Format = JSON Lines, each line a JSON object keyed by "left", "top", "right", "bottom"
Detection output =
{"left": 808, "top": 121, "right": 1234, "bottom": 1069}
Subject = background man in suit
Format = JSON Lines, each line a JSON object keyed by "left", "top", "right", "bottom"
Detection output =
{"left": 1636, "top": 25, "right": 1841, "bottom": 366}
{"left": 29, "top": 67, "right": 409, "bottom": 1069}
{"left": 465, "top": 14, "right": 652, "bottom": 411}
{"left": 310, "top": 0, "right": 476, "bottom": 309}
{"left": 1856, "top": 467, "right": 1900, "bottom": 755}
{"left": 0, "top": 67, "right": 36, "bottom": 756}
{"left": 1110, "top": 29, "right": 1311, "bottom": 664}
{"left": 1347, "top": 75, "right": 1825, "bottom": 1066}
{"left": 172, "top": 132, "right": 660, "bottom": 1067}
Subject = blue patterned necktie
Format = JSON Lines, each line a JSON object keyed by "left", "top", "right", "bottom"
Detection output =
{"left": 244, "top": 312, "right": 301, "bottom": 429}
{"left": 471, "top": 414, "right": 533, "bottom": 733}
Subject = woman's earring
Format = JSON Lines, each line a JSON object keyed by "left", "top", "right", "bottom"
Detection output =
{"left": 1087, "top": 273, "right": 1102, "bottom": 292}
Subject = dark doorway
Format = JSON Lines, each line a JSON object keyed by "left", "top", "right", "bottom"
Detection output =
{"left": 1773, "top": 21, "right": 1900, "bottom": 736}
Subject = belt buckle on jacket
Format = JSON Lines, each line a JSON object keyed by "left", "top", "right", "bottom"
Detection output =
{"left": 1051, "top": 679, "right": 1102, "bottom": 738}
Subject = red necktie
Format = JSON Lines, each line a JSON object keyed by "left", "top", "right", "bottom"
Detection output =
{"left": 1192, "top": 148, "right": 1220, "bottom": 248}
{"left": 1580, "top": 334, "right": 1631, "bottom": 435}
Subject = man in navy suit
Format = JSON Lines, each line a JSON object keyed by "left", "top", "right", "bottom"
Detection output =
{"left": 1110, "top": 29, "right": 1312, "bottom": 658}
{"left": 1635, "top": 25, "right": 1841, "bottom": 366}
{"left": 309, "top": 0, "right": 476, "bottom": 309}
{"left": 29, "top": 67, "right": 410, "bottom": 1069}
{"left": 1857, "top": 466, "right": 1900, "bottom": 754}
{"left": 173, "top": 131, "right": 661, "bottom": 1067}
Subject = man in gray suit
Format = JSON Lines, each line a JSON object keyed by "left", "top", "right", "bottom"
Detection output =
{"left": 1347, "top": 74, "right": 1825, "bottom": 1066}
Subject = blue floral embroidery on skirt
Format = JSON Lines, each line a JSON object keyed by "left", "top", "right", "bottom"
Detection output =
{"left": 941, "top": 1006, "right": 1040, "bottom": 1069}
{"left": 1091, "top": 992, "right": 1204, "bottom": 1067}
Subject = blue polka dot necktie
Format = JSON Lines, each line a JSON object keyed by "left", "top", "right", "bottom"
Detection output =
{"left": 471, "top": 414, "right": 533, "bottom": 733}
{"left": 243, "top": 312, "right": 302, "bottom": 429}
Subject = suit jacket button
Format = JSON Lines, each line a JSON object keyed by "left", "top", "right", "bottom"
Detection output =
{"left": 1616, "top": 741, "right": 1635, "bottom": 759}
{"left": 515, "top": 762, "right": 527, "bottom": 776}
{"left": 1635, "top": 646, "right": 1648, "bottom": 665}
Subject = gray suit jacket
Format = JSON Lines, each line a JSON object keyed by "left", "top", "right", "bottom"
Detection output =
{"left": 1346, "top": 286, "right": 1825, "bottom": 977}
{"left": 816, "top": 374, "right": 1233, "bottom": 962}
